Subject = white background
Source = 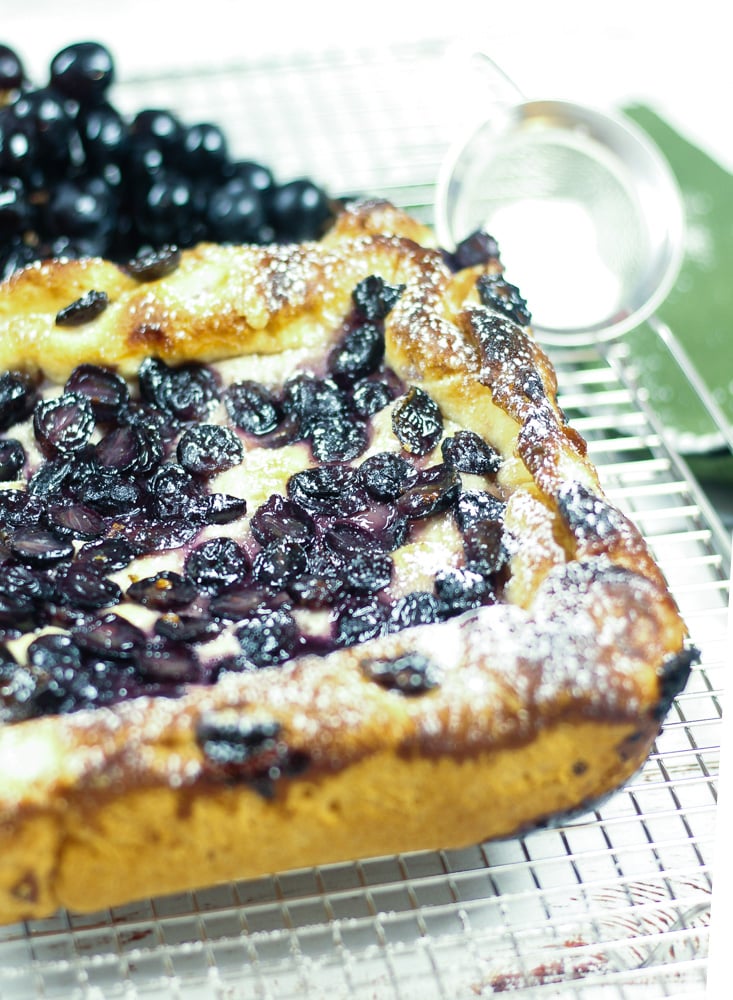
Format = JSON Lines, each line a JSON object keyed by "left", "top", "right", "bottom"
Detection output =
{"left": 3, "top": 0, "right": 732, "bottom": 171}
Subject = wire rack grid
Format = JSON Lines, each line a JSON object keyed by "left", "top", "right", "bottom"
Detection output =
{"left": 0, "top": 41, "right": 729, "bottom": 999}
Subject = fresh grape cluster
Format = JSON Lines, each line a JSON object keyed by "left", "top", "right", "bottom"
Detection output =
{"left": 0, "top": 41, "right": 336, "bottom": 280}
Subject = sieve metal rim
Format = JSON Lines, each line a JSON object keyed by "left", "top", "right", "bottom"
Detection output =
{"left": 435, "top": 95, "right": 686, "bottom": 348}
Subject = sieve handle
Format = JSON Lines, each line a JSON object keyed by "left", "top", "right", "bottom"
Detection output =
{"left": 469, "top": 51, "right": 526, "bottom": 104}
{"left": 647, "top": 314, "right": 733, "bottom": 455}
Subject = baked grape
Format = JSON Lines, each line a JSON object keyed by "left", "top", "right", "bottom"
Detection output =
{"left": 0, "top": 268, "right": 508, "bottom": 723}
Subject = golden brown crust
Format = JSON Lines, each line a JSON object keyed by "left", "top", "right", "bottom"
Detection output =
{"left": 0, "top": 199, "right": 693, "bottom": 924}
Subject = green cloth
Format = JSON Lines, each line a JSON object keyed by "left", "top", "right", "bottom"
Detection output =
{"left": 621, "top": 104, "right": 732, "bottom": 453}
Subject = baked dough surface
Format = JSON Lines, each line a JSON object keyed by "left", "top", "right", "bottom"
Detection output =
{"left": 0, "top": 200, "right": 694, "bottom": 924}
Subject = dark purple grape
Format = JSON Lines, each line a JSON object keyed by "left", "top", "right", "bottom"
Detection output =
{"left": 149, "top": 463, "right": 210, "bottom": 522}
{"left": 196, "top": 713, "right": 281, "bottom": 768}
{"left": 1, "top": 647, "right": 36, "bottom": 723}
{"left": 50, "top": 42, "right": 114, "bottom": 104}
{"left": 330, "top": 322, "right": 384, "bottom": 382}
{"left": 0, "top": 44, "right": 24, "bottom": 92}
{"left": 48, "top": 502, "right": 106, "bottom": 540}
{"left": 252, "top": 537, "right": 309, "bottom": 590}
{"left": 351, "top": 275, "right": 405, "bottom": 321}
{"left": 396, "top": 464, "right": 461, "bottom": 520}
{"left": 131, "top": 108, "right": 184, "bottom": 153}
{"left": 37, "top": 234, "right": 106, "bottom": 261}
{"left": 476, "top": 272, "right": 531, "bottom": 326}
{"left": 388, "top": 591, "right": 441, "bottom": 632}
{"left": 449, "top": 231, "right": 500, "bottom": 270}
{"left": 0, "top": 176, "right": 31, "bottom": 236}
{"left": 128, "top": 134, "right": 164, "bottom": 185}
{"left": 287, "top": 572, "right": 344, "bottom": 609}
{"left": 0, "top": 563, "right": 56, "bottom": 605}
{"left": 352, "top": 377, "right": 396, "bottom": 418}
{"left": 235, "top": 604, "right": 302, "bottom": 667}
{"left": 378, "top": 512, "right": 410, "bottom": 551}
{"left": 56, "top": 562, "right": 121, "bottom": 610}
{"left": 463, "top": 519, "right": 509, "bottom": 578}
{"left": 556, "top": 481, "right": 626, "bottom": 545}
{"left": 185, "top": 537, "right": 250, "bottom": 594}
{"left": 341, "top": 548, "right": 393, "bottom": 595}
{"left": 0, "top": 565, "right": 48, "bottom": 631}
{"left": 138, "top": 357, "right": 219, "bottom": 423}
{"left": 72, "top": 612, "right": 146, "bottom": 660}
{"left": 222, "top": 160, "right": 274, "bottom": 197}
{"left": 0, "top": 437, "right": 25, "bottom": 480}
{"left": 135, "top": 169, "right": 197, "bottom": 245}
{"left": 224, "top": 380, "right": 281, "bottom": 435}
{"left": 206, "top": 176, "right": 266, "bottom": 243}
{"left": 309, "top": 413, "right": 367, "bottom": 463}
{"left": 250, "top": 494, "right": 315, "bottom": 546}
{"left": 29, "top": 674, "right": 89, "bottom": 716}
{"left": 26, "top": 455, "right": 75, "bottom": 499}
{"left": 0, "top": 588, "right": 38, "bottom": 633}
{"left": 95, "top": 424, "right": 144, "bottom": 473}
{"left": 341, "top": 513, "right": 399, "bottom": 556}
{"left": 27, "top": 631, "right": 82, "bottom": 673}
{"left": 65, "top": 364, "right": 130, "bottom": 421}
{"left": 324, "top": 520, "right": 382, "bottom": 556}
{"left": 454, "top": 490, "right": 506, "bottom": 533}
{"left": 335, "top": 597, "right": 388, "bottom": 647}
{"left": 177, "top": 423, "right": 243, "bottom": 476}
{"left": 26, "top": 634, "right": 100, "bottom": 716}
{"left": 358, "top": 451, "right": 418, "bottom": 501}
{"left": 182, "top": 122, "right": 228, "bottom": 175}
{"left": 391, "top": 387, "right": 443, "bottom": 456}
{"left": 136, "top": 637, "right": 200, "bottom": 683}
{"left": 126, "top": 245, "right": 181, "bottom": 282}
{"left": 9, "top": 526, "right": 74, "bottom": 566}
{"left": 13, "top": 87, "right": 83, "bottom": 177}
{"left": 268, "top": 178, "right": 332, "bottom": 241}
{"left": 287, "top": 463, "right": 367, "bottom": 516}
{"left": 209, "top": 587, "right": 279, "bottom": 621}
{"left": 0, "top": 487, "right": 35, "bottom": 524}
{"left": 434, "top": 567, "right": 491, "bottom": 618}
{"left": 281, "top": 375, "right": 366, "bottom": 462}
{"left": 0, "top": 108, "right": 36, "bottom": 179}
{"left": 33, "top": 391, "right": 94, "bottom": 457}
{"left": 361, "top": 651, "right": 439, "bottom": 695}
{"left": 155, "top": 612, "right": 219, "bottom": 644}
{"left": 45, "top": 177, "right": 115, "bottom": 242}
{"left": 121, "top": 399, "right": 173, "bottom": 441}
{"left": 127, "top": 570, "right": 198, "bottom": 611}
{"left": 0, "top": 371, "right": 39, "bottom": 430}
{"left": 55, "top": 289, "right": 109, "bottom": 327}
{"left": 76, "top": 101, "right": 127, "bottom": 167}
{"left": 282, "top": 373, "right": 337, "bottom": 430}
{"left": 207, "top": 492, "right": 248, "bottom": 524}
{"left": 77, "top": 470, "right": 144, "bottom": 517}
{"left": 77, "top": 536, "right": 138, "bottom": 572}
{"left": 441, "top": 430, "right": 501, "bottom": 475}
{"left": 125, "top": 519, "right": 199, "bottom": 556}
{"left": 1, "top": 236, "right": 39, "bottom": 280}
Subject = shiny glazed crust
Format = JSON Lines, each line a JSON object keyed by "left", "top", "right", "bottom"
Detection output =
{"left": 0, "top": 200, "right": 693, "bottom": 924}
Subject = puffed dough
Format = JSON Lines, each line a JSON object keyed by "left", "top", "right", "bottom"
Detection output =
{"left": 0, "top": 201, "right": 695, "bottom": 924}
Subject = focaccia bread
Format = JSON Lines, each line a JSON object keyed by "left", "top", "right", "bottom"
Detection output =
{"left": 0, "top": 200, "right": 695, "bottom": 925}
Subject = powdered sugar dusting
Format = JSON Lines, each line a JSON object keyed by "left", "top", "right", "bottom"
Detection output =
{"left": 0, "top": 201, "right": 684, "bottom": 820}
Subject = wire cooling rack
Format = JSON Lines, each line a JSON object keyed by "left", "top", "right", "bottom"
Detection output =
{"left": 1, "top": 41, "right": 729, "bottom": 999}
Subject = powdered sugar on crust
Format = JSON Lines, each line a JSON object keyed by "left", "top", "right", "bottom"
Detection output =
{"left": 0, "top": 552, "right": 682, "bottom": 809}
